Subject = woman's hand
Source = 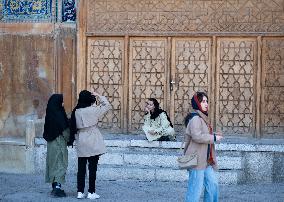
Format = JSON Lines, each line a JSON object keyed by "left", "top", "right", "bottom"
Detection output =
{"left": 213, "top": 131, "right": 223, "bottom": 143}
{"left": 215, "top": 131, "right": 223, "bottom": 136}
{"left": 215, "top": 135, "right": 223, "bottom": 142}
{"left": 145, "top": 106, "right": 150, "bottom": 113}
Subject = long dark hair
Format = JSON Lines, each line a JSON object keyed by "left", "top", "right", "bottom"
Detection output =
{"left": 69, "top": 90, "right": 96, "bottom": 146}
{"left": 147, "top": 98, "right": 173, "bottom": 128}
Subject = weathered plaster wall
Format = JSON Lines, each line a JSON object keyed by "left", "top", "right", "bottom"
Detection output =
{"left": 0, "top": 25, "right": 76, "bottom": 137}
{"left": 56, "top": 28, "right": 77, "bottom": 113}
{"left": 0, "top": 34, "right": 54, "bottom": 136}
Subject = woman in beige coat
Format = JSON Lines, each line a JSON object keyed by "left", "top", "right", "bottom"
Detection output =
{"left": 70, "top": 90, "right": 111, "bottom": 200}
{"left": 184, "top": 92, "right": 223, "bottom": 202}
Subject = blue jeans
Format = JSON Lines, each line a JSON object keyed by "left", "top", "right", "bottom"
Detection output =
{"left": 185, "top": 166, "right": 219, "bottom": 202}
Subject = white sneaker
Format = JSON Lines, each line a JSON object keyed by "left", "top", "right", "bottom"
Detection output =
{"left": 77, "top": 192, "right": 85, "bottom": 199}
{"left": 87, "top": 192, "right": 100, "bottom": 199}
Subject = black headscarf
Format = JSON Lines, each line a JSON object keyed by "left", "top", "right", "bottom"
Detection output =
{"left": 43, "top": 94, "right": 69, "bottom": 142}
{"left": 69, "top": 90, "right": 96, "bottom": 146}
{"left": 147, "top": 98, "right": 173, "bottom": 128}
{"left": 184, "top": 92, "right": 208, "bottom": 127}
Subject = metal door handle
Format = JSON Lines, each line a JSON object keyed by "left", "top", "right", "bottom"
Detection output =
{"left": 170, "top": 80, "right": 175, "bottom": 91}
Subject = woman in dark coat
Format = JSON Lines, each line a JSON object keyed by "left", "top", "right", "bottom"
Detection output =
{"left": 43, "top": 94, "right": 70, "bottom": 197}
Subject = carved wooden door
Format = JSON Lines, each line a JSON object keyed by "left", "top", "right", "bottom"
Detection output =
{"left": 87, "top": 37, "right": 126, "bottom": 132}
{"left": 128, "top": 37, "right": 213, "bottom": 133}
{"left": 261, "top": 37, "right": 284, "bottom": 137}
{"left": 85, "top": 36, "right": 274, "bottom": 137}
{"left": 128, "top": 37, "right": 170, "bottom": 132}
{"left": 216, "top": 38, "right": 257, "bottom": 136}
{"left": 171, "top": 38, "right": 213, "bottom": 132}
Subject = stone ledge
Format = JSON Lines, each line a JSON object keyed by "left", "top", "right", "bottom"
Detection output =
{"left": 4, "top": 142, "right": 282, "bottom": 183}
{"left": 34, "top": 137, "right": 284, "bottom": 152}
{"left": 123, "top": 153, "right": 178, "bottom": 168}
{"left": 216, "top": 144, "right": 284, "bottom": 152}
{"left": 0, "top": 137, "right": 25, "bottom": 146}
{"left": 105, "top": 139, "right": 131, "bottom": 147}
{"left": 97, "top": 167, "right": 156, "bottom": 181}
{"left": 99, "top": 153, "right": 124, "bottom": 165}
{"left": 100, "top": 153, "right": 243, "bottom": 170}
{"left": 96, "top": 166, "right": 239, "bottom": 184}
{"left": 217, "top": 156, "right": 242, "bottom": 170}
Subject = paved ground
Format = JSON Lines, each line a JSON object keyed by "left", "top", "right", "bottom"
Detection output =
{"left": 0, "top": 173, "right": 283, "bottom": 202}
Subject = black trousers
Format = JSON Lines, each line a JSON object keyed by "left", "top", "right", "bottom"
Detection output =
{"left": 77, "top": 155, "right": 100, "bottom": 193}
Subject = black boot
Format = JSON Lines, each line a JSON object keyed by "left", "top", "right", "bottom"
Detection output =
{"left": 53, "top": 188, "right": 66, "bottom": 197}
{"left": 157, "top": 136, "right": 171, "bottom": 141}
{"left": 51, "top": 182, "right": 57, "bottom": 194}
{"left": 51, "top": 182, "right": 66, "bottom": 197}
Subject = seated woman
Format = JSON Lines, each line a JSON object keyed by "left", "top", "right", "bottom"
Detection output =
{"left": 142, "top": 98, "right": 175, "bottom": 141}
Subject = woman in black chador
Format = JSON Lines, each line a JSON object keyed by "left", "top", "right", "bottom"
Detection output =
{"left": 43, "top": 94, "right": 70, "bottom": 197}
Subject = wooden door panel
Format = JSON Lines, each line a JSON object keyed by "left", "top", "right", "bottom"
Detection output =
{"left": 171, "top": 38, "right": 212, "bottom": 132}
{"left": 129, "top": 38, "right": 168, "bottom": 132}
{"left": 261, "top": 37, "right": 284, "bottom": 137}
{"left": 216, "top": 38, "right": 257, "bottom": 136}
{"left": 87, "top": 37, "right": 125, "bottom": 132}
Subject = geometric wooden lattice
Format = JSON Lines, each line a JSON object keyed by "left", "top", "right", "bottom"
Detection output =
{"left": 172, "top": 38, "right": 211, "bottom": 132}
{"left": 216, "top": 38, "right": 257, "bottom": 135}
{"left": 128, "top": 38, "right": 168, "bottom": 132}
{"left": 262, "top": 37, "right": 284, "bottom": 135}
{"left": 87, "top": 37, "right": 124, "bottom": 132}
{"left": 84, "top": 36, "right": 283, "bottom": 138}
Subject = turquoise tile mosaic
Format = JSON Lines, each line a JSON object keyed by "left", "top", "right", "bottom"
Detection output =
{"left": 2, "top": 0, "right": 52, "bottom": 21}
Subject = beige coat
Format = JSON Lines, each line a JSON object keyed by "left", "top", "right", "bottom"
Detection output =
{"left": 75, "top": 95, "right": 111, "bottom": 157}
{"left": 183, "top": 110, "right": 217, "bottom": 170}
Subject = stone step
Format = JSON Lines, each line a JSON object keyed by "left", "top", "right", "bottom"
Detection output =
{"left": 34, "top": 137, "right": 244, "bottom": 184}
{"left": 35, "top": 138, "right": 243, "bottom": 170}
{"left": 1, "top": 121, "right": 278, "bottom": 183}
{"left": 64, "top": 164, "right": 240, "bottom": 184}
{"left": 99, "top": 151, "right": 243, "bottom": 170}
{"left": 4, "top": 135, "right": 283, "bottom": 184}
